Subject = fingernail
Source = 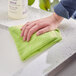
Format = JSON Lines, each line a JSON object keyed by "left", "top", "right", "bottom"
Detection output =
{"left": 27, "top": 39, "right": 29, "bottom": 42}
{"left": 23, "top": 37, "right": 25, "bottom": 41}
{"left": 27, "top": 40, "right": 29, "bottom": 42}
{"left": 36, "top": 33, "right": 40, "bottom": 36}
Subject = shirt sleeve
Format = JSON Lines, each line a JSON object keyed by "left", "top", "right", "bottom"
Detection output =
{"left": 54, "top": 0, "right": 76, "bottom": 19}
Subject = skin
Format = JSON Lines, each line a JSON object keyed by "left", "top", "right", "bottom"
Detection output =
{"left": 21, "top": 12, "right": 63, "bottom": 42}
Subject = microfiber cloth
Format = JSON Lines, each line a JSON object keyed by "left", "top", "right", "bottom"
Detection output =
{"left": 9, "top": 25, "right": 62, "bottom": 61}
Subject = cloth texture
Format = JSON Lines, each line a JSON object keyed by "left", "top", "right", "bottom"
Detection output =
{"left": 54, "top": 0, "right": 76, "bottom": 19}
{"left": 9, "top": 25, "right": 62, "bottom": 61}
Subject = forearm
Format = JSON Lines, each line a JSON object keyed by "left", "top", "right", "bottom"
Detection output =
{"left": 54, "top": 0, "right": 76, "bottom": 19}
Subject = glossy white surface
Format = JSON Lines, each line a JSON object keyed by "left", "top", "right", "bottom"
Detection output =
{"left": 0, "top": 0, "right": 76, "bottom": 76}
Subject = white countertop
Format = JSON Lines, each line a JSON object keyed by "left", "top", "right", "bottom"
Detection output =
{"left": 0, "top": 0, "right": 76, "bottom": 76}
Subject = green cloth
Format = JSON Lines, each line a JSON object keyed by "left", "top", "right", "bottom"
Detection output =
{"left": 9, "top": 25, "right": 62, "bottom": 61}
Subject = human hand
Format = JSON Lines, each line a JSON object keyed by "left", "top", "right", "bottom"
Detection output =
{"left": 21, "top": 13, "right": 63, "bottom": 42}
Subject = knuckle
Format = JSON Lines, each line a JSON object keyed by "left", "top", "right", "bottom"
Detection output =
{"left": 26, "top": 26, "right": 30, "bottom": 30}
{"left": 39, "top": 30, "right": 43, "bottom": 34}
{"left": 24, "top": 22, "right": 29, "bottom": 26}
{"left": 35, "top": 22, "right": 38, "bottom": 25}
{"left": 36, "top": 23, "right": 39, "bottom": 26}
{"left": 29, "top": 29, "right": 33, "bottom": 33}
{"left": 26, "top": 22, "right": 31, "bottom": 26}
{"left": 36, "top": 24, "right": 40, "bottom": 29}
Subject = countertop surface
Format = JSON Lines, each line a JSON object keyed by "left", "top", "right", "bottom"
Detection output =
{"left": 0, "top": 0, "right": 76, "bottom": 76}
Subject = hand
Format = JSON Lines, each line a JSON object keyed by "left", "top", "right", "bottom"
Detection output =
{"left": 21, "top": 13, "right": 63, "bottom": 42}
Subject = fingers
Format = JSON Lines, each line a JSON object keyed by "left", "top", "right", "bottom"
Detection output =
{"left": 21, "top": 23, "right": 57, "bottom": 42}
{"left": 24, "top": 22, "right": 49, "bottom": 41}
{"left": 20, "top": 22, "right": 29, "bottom": 30}
{"left": 23, "top": 29, "right": 28, "bottom": 41}
{"left": 23, "top": 22, "right": 36, "bottom": 41}
{"left": 21, "top": 22, "right": 30, "bottom": 37}
{"left": 21, "top": 21, "right": 51, "bottom": 41}
{"left": 21, "top": 20, "right": 39, "bottom": 37}
{"left": 20, "top": 25, "right": 25, "bottom": 30}
{"left": 26, "top": 25, "right": 40, "bottom": 41}
{"left": 21, "top": 26, "right": 26, "bottom": 37}
{"left": 22, "top": 21, "right": 48, "bottom": 41}
{"left": 36, "top": 24, "right": 58, "bottom": 36}
{"left": 36, "top": 26, "right": 51, "bottom": 36}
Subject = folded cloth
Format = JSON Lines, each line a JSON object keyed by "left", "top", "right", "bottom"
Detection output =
{"left": 9, "top": 25, "right": 62, "bottom": 61}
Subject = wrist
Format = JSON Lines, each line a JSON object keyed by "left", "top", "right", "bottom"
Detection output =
{"left": 53, "top": 12, "right": 64, "bottom": 23}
